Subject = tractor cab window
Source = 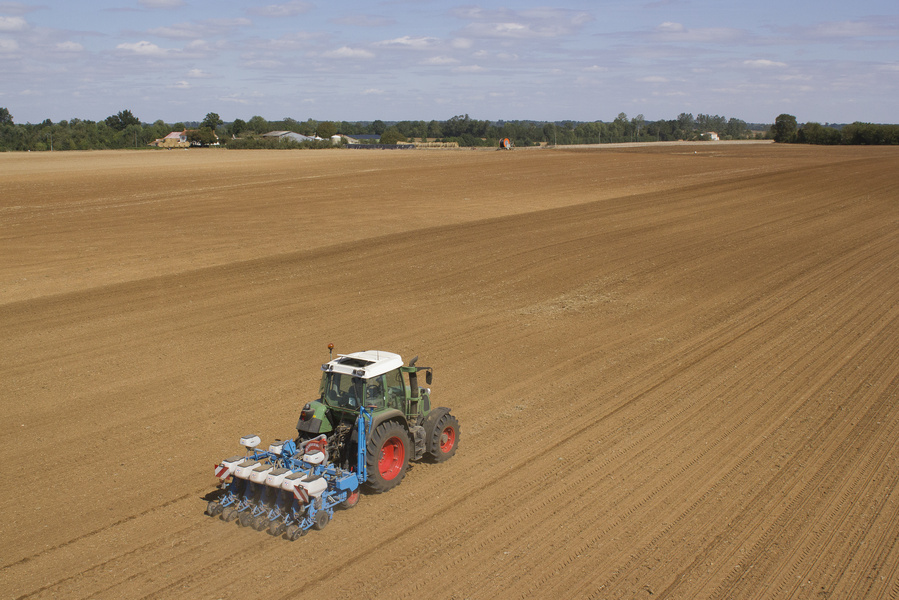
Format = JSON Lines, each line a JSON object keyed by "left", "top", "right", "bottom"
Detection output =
{"left": 384, "top": 368, "right": 405, "bottom": 411}
{"left": 320, "top": 372, "right": 366, "bottom": 409}
{"left": 364, "top": 375, "right": 385, "bottom": 409}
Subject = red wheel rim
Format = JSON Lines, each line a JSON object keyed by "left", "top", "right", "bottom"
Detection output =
{"left": 346, "top": 490, "right": 360, "bottom": 505}
{"left": 379, "top": 437, "right": 405, "bottom": 479}
{"left": 439, "top": 427, "right": 456, "bottom": 453}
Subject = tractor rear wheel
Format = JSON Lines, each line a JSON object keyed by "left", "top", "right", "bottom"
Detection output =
{"left": 365, "top": 421, "right": 411, "bottom": 493}
{"left": 428, "top": 413, "right": 460, "bottom": 462}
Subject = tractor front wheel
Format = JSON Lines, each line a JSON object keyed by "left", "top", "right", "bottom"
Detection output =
{"left": 428, "top": 413, "right": 460, "bottom": 463}
{"left": 365, "top": 421, "right": 411, "bottom": 493}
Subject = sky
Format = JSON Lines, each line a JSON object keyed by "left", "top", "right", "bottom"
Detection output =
{"left": 0, "top": 0, "right": 897, "bottom": 125}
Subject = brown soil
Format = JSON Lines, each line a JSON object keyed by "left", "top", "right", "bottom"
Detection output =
{"left": 2, "top": 143, "right": 898, "bottom": 599}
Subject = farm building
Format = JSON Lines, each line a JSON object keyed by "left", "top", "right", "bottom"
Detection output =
{"left": 149, "top": 131, "right": 189, "bottom": 148}
{"left": 262, "top": 131, "right": 318, "bottom": 143}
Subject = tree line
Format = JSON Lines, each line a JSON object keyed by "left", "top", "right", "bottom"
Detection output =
{"left": 0, "top": 107, "right": 894, "bottom": 151}
{"left": 771, "top": 114, "right": 899, "bottom": 145}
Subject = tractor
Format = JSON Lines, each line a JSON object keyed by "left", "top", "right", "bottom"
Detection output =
{"left": 297, "top": 347, "right": 460, "bottom": 492}
{"left": 207, "top": 347, "right": 460, "bottom": 539}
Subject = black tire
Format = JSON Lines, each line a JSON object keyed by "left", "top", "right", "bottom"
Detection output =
{"left": 252, "top": 515, "right": 268, "bottom": 531}
{"left": 220, "top": 507, "right": 238, "bottom": 522}
{"left": 269, "top": 520, "right": 285, "bottom": 536}
{"left": 313, "top": 509, "right": 330, "bottom": 530}
{"left": 340, "top": 488, "right": 360, "bottom": 509}
{"left": 365, "top": 421, "right": 411, "bottom": 493}
{"left": 238, "top": 511, "right": 254, "bottom": 528}
{"left": 428, "top": 413, "right": 460, "bottom": 462}
{"left": 206, "top": 501, "right": 222, "bottom": 517}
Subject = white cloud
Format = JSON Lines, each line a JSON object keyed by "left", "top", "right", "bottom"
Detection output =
{"left": 0, "top": 38, "right": 18, "bottom": 52}
{"left": 55, "top": 41, "right": 83, "bottom": 52}
{"left": 362, "top": 88, "right": 386, "bottom": 95}
{"left": 639, "top": 76, "right": 670, "bottom": 83}
{"left": 187, "top": 68, "right": 212, "bottom": 78}
{"left": 743, "top": 59, "right": 787, "bottom": 68}
{"left": 333, "top": 15, "right": 394, "bottom": 27}
{"left": 220, "top": 91, "right": 263, "bottom": 104}
{"left": 656, "top": 21, "right": 685, "bottom": 33}
{"left": 168, "top": 80, "right": 190, "bottom": 89}
{"left": 117, "top": 40, "right": 170, "bottom": 56}
{"left": 454, "top": 7, "right": 592, "bottom": 39}
{"left": 0, "top": 15, "right": 27, "bottom": 31}
{"left": 149, "top": 18, "right": 251, "bottom": 40}
{"left": 249, "top": 1, "right": 311, "bottom": 18}
{"left": 322, "top": 46, "right": 374, "bottom": 59}
{"left": 585, "top": 65, "right": 607, "bottom": 72}
{"left": 451, "top": 38, "right": 473, "bottom": 49}
{"left": 423, "top": 56, "right": 459, "bottom": 65}
{"left": 809, "top": 19, "right": 893, "bottom": 38}
{"left": 138, "top": 0, "right": 185, "bottom": 7}
{"left": 652, "top": 22, "right": 745, "bottom": 43}
{"left": 376, "top": 36, "right": 437, "bottom": 49}
{"left": 452, "top": 65, "right": 486, "bottom": 73}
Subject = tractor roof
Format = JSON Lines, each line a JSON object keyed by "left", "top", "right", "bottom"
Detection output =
{"left": 321, "top": 350, "right": 404, "bottom": 379}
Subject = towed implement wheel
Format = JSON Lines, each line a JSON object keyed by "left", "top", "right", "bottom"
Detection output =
{"left": 429, "top": 413, "right": 460, "bottom": 462}
{"left": 269, "top": 520, "right": 286, "bottom": 536}
{"left": 340, "top": 488, "right": 360, "bottom": 509}
{"left": 285, "top": 524, "right": 307, "bottom": 541}
{"left": 365, "top": 421, "right": 411, "bottom": 493}
{"left": 220, "top": 507, "right": 238, "bottom": 523}
{"left": 206, "top": 501, "right": 223, "bottom": 517}
{"left": 238, "top": 511, "right": 254, "bottom": 528}
{"left": 313, "top": 510, "right": 330, "bottom": 530}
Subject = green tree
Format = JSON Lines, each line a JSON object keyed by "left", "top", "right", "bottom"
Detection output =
{"left": 105, "top": 109, "right": 140, "bottom": 131}
{"left": 247, "top": 116, "right": 268, "bottom": 133}
{"left": 724, "top": 118, "right": 749, "bottom": 139}
{"left": 379, "top": 127, "right": 407, "bottom": 144}
{"left": 0, "top": 107, "right": 12, "bottom": 125}
{"left": 229, "top": 118, "right": 247, "bottom": 137}
{"left": 201, "top": 112, "right": 223, "bottom": 131}
{"left": 316, "top": 121, "right": 337, "bottom": 139}
{"left": 772, "top": 114, "right": 798, "bottom": 143}
{"left": 371, "top": 119, "right": 387, "bottom": 135}
{"left": 186, "top": 127, "right": 218, "bottom": 146}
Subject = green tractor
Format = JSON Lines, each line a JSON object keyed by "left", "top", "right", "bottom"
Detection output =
{"left": 296, "top": 348, "right": 460, "bottom": 493}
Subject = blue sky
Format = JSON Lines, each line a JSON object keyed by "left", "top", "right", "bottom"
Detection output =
{"left": 1, "top": 0, "right": 896, "bottom": 124}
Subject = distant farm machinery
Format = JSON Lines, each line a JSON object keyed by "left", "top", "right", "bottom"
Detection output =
{"left": 206, "top": 348, "right": 460, "bottom": 540}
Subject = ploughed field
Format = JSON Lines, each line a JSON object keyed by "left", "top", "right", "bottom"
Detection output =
{"left": 2, "top": 144, "right": 898, "bottom": 599}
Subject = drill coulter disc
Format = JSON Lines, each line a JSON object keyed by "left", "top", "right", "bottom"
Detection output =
{"left": 269, "top": 520, "right": 286, "bottom": 536}
{"left": 220, "top": 507, "right": 238, "bottom": 522}
{"left": 252, "top": 515, "right": 269, "bottom": 531}
{"left": 206, "top": 501, "right": 223, "bottom": 517}
{"left": 238, "top": 511, "right": 254, "bottom": 528}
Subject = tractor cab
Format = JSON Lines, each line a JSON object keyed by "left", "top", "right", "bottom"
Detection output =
{"left": 318, "top": 350, "right": 431, "bottom": 417}
{"left": 292, "top": 346, "right": 457, "bottom": 494}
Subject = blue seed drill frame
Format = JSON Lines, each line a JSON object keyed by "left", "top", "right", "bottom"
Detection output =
{"left": 206, "top": 406, "right": 372, "bottom": 541}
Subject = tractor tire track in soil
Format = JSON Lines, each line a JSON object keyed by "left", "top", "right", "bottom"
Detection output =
{"left": 1, "top": 144, "right": 897, "bottom": 599}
